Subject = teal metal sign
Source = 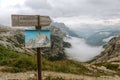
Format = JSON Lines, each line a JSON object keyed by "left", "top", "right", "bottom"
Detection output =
{"left": 25, "top": 30, "right": 51, "bottom": 48}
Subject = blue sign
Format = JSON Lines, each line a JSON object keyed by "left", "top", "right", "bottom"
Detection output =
{"left": 25, "top": 30, "right": 51, "bottom": 48}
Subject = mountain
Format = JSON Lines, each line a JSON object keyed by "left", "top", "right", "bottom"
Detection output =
{"left": 0, "top": 25, "right": 36, "bottom": 55}
{"left": 73, "top": 25, "right": 120, "bottom": 46}
{"left": 93, "top": 36, "right": 120, "bottom": 63}
{"left": 51, "top": 22, "right": 79, "bottom": 37}
{"left": 0, "top": 24, "right": 68, "bottom": 60}
{"left": 35, "top": 33, "right": 50, "bottom": 47}
{"left": 0, "top": 24, "right": 120, "bottom": 79}
{"left": 90, "top": 36, "right": 120, "bottom": 76}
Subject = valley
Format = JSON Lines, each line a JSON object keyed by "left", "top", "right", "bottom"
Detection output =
{"left": 0, "top": 23, "right": 120, "bottom": 80}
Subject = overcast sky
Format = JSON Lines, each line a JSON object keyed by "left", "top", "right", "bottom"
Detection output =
{"left": 0, "top": 0, "right": 120, "bottom": 27}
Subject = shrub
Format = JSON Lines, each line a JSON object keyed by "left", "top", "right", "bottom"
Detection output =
{"left": 45, "top": 75, "right": 65, "bottom": 80}
{"left": 63, "top": 42, "right": 71, "bottom": 48}
{"left": 103, "top": 63, "right": 119, "bottom": 70}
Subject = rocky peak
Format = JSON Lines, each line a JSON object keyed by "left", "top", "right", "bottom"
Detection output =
{"left": 36, "top": 33, "right": 41, "bottom": 39}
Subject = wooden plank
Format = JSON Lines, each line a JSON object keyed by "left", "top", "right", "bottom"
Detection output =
{"left": 12, "top": 15, "right": 38, "bottom": 26}
{"left": 12, "top": 15, "right": 51, "bottom": 26}
{"left": 40, "top": 16, "right": 51, "bottom": 26}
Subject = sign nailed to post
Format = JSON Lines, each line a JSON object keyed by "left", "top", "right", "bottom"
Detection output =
{"left": 12, "top": 15, "right": 51, "bottom": 26}
{"left": 25, "top": 30, "right": 51, "bottom": 48}
{"left": 11, "top": 14, "right": 51, "bottom": 80}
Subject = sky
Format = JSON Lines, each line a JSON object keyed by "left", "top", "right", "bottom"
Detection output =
{"left": 0, "top": 0, "right": 120, "bottom": 28}
{"left": 25, "top": 30, "right": 50, "bottom": 43}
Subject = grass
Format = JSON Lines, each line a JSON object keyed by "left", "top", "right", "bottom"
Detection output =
{"left": 42, "top": 58, "right": 90, "bottom": 75}
{"left": 0, "top": 45, "right": 118, "bottom": 77}
{"left": 94, "top": 62, "right": 119, "bottom": 71}
{"left": 0, "top": 45, "right": 37, "bottom": 72}
{"left": 0, "top": 45, "right": 90, "bottom": 75}
{"left": 93, "top": 62, "right": 120, "bottom": 76}
{"left": 45, "top": 75, "right": 80, "bottom": 80}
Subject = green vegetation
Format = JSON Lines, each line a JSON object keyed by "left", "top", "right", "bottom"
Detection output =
{"left": 6, "top": 34, "right": 24, "bottom": 47}
{"left": 45, "top": 75, "right": 65, "bottom": 80}
{"left": 14, "top": 34, "right": 24, "bottom": 44}
{"left": 45, "top": 75, "right": 79, "bottom": 80}
{"left": 63, "top": 41, "right": 71, "bottom": 48}
{"left": 0, "top": 45, "right": 118, "bottom": 77}
{"left": 43, "top": 35, "right": 66, "bottom": 61}
{"left": 44, "top": 51, "right": 66, "bottom": 61}
{"left": 103, "top": 63, "right": 119, "bottom": 70}
{"left": 0, "top": 45, "right": 37, "bottom": 72}
{"left": 42, "top": 58, "right": 90, "bottom": 75}
{"left": 94, "top": 62, "right": 119, "bottom": 71}
{"left": 0, "top": 45, "right": 90, "bottom": 75}
{"left": 86, "top": 57, "right": 97, "bottom": 63}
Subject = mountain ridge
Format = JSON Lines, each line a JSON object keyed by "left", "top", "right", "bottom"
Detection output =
{"left": 51, "top": 22, "right": 79, "bottom": 37}
{"left": 93, "top": 36, "right": 120, "bottom": 63}
{"left": 0, "top": 24, "right": 120, "bottom": 79}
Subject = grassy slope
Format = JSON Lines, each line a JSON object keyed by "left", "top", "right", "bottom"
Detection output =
{"left": 0, "top": 45, "right": 89, "bottom": 75}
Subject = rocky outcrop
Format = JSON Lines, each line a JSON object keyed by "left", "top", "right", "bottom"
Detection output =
{"left": 0, "top": 25, "right": 67, "bottom": 60}
{"left": 93, "top": 36, "right": 120, "bottom": 63}
{"left": 51, "top": 22, "right": 79, "bottom": 37}
{"left": 45, "top": 22, "right": 79, "bottom": 38}
{"left": 91, "top": 36, "right": 120, "bottom": 76}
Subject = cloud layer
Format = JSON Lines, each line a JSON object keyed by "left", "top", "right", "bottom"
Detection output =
{"left": 65, "top": 37, "right": 103, "bottom": 62}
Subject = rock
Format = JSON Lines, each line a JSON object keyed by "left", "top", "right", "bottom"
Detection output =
{"left": 29, "top": 73, "right": 36, "bottom": 78}
{"left": 97, "top": 66, "right": 116, "bottom": 73}
{"left": 93, "top": 36, "right": 120, "bottom": 63}
{"left": 0, "top": 77, "right": 3, "bottom": 80}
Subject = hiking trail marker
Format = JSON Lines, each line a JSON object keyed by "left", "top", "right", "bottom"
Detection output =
{"left": 12, "top": 15, "right": 51, "bottom": 26}
{"left": 11, "top": 14, "right": 51, "bottom": 80}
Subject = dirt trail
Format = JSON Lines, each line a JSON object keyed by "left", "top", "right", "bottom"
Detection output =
{"left": 43, "top": 71, "right": 120, "bottom": 80}
{"left": 0, "top": 71, "right": 120, "bottom": 80}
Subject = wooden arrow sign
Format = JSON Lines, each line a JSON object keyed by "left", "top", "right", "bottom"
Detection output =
{"left": 12, "top": 15, "right": 51, "bottom": 26}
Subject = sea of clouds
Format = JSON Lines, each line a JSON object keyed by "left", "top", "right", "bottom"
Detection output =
{"left": 65, "top": 37, "right": 104, "bottom": 62}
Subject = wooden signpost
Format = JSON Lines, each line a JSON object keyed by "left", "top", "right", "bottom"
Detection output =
{"left": 12, "top": 15, "right": 51, "bottom": 26}
{"left": 11, "top": 14, "right": 51, "bottom": 80}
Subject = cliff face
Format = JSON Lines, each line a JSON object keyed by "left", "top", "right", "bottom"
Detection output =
{"left": 51, "top": 22, "right": 79, "bottom": 37}
{"left": 0, "top": 26, "right": 34, "bottom": 54}
{"left": 94, "top": 36, "right": 120, "bottom": 63}
{"left": 0, "top": 25, "right": 68, "bottom": 60}
{"left": 90, "top": 37, "right": 120, "bottom": 76}
{"left": 41, "top": 26, "right": 68, "bottom": 60}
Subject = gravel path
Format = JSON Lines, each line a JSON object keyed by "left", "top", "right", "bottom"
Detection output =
{"left": 0, "top": 71, "right": 120, "bottom": 80}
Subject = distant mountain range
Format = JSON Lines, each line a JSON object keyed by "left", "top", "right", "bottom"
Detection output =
{"left": 72, "top": 25, "right": 120, "bottom": 46}
{"left": 0, "top": 23, "right": 120, "bottom": 77}
{"left": 52, "top": 22, "right": 120, "bottom": 47}
{"left": 51, "top": 22, "right": 79, "bottom": 37}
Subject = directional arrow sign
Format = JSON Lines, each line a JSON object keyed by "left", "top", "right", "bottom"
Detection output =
{"left": 40, "top": 16, "right": 51, "bottom": 26}
{"left": 12, "top": 15, "right": 51, "bottom": 26}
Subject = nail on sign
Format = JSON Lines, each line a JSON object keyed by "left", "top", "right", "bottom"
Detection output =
{"left": 12, "top": 15, "right": 51, "bottom": 26}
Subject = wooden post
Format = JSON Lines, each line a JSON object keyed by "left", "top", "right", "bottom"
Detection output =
{"left": 36, "top": 16, "right": 42, "bottom": 80}
{"left": 11, "top": 14, "right": 51, "bottom": 80}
